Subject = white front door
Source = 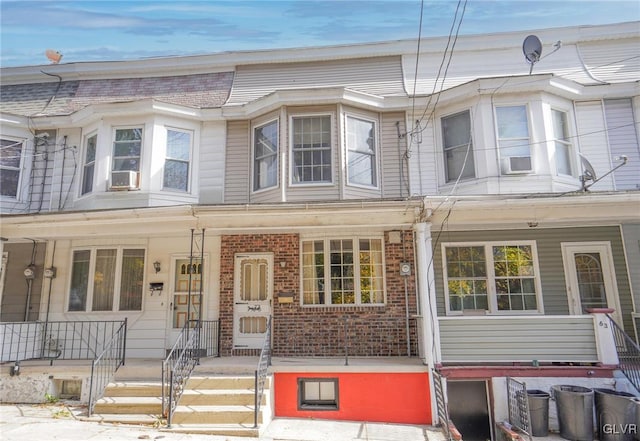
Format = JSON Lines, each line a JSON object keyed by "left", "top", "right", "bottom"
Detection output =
{"left": 166, "top": 256, "right": 204, "bottom": 350}
{"left": 233, "top": 253, "right": 273, "bottom": 350}
{"left": 561, "top": 242, "right": 622, "bottom": 324}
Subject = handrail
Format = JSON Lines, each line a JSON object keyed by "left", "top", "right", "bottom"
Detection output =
{"left": 162, "top": 321, "right": 200, "bottom": 427}
{"left": 607, "top": 314, "right": 640, "bottom": 391}
{"left": 87, "top": 318, "right": 127, "bottom": 416}
{"left": 254, "top": 315, "right": 272, "bottom": 428}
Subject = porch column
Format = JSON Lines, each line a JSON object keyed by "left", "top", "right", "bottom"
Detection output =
{"left": 589, "top": 309, "right": 620, "bottom": 365}
{"left": 414, "top": 222, "right": 441, "bottom": 368}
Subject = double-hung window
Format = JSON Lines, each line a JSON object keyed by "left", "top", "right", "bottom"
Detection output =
{"left": 301, "top": 238, "right": 384, "bottom": 306}
{"left": 443, "top": 242, "right": 541, "bottom": 314}
{"left": 292, "top": 115, "right": 332, "bottom": 184}
{"left": 81, "top": 133, "right": 97, "bottom": 195}
{"left": 68, "top": 247, "right": 145, "bottom": 312}
{"left": 346, "top": 115, "right": 377, "bottom": 187}
{"left": 552, "top": 109, "right": 573, "bottom": 176}
{"left": 496, "top": 106, "right": 532, "bottom": 173}
{"left": 442, "top": 110, "right": 475, "bottom": 182}
{"left": 112, "top": 128, "right": 142, "bottom": 187}
{"left": 253, "top": 120, "right": 278, "bottom": 191}
{"left": 0, "top": 138, "right": 24, "bottom": 198}
{"left": 163, "top": 128, "right": 191, "bottom": 192}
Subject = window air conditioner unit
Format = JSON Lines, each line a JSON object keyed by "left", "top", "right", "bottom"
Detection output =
{"left": 501, "top": 156, "right": 532, "bottom": 174}
{"left": 110, "top": 170, "right": 138, "bottom": 190}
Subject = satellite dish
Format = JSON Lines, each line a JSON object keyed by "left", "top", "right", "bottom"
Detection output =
{"left": 579, "top": 153, "right": 597, "bottom": 191}
{"left": 45, "top": 49, "right": 63, "bottom": 64}
{"left": 522, "top": 35, "right": 542, "bottom": 74}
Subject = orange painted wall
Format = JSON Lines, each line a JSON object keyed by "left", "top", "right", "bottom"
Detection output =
{"left": 274, "top": 372, "right": 431, "bottom": 424}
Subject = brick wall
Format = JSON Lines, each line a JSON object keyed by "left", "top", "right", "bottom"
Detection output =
{"left": 219, "top": 231, "right": 418, "bottom": 357}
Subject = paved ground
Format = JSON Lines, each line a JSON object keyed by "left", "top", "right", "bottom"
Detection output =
{"left": 0, "top": 403, "right": 445, "bottom": 441}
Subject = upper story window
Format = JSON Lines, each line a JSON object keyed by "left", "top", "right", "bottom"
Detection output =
{"left": 442, "top": 110, "right": 475, "bottom": 182}
{"left": 0, "top": 138, "right": 24, "bottom": 198}
{"left": 552, "top": 109, "right": 573, "bottom": 176}
{"left": 301, "top": 237, "right": 384, "bottom": 306}
{"left": 253, "top": 120, "right": 278, "bottom": 191}
{"left": 163, "top": 128, "right": 192, "bottom": 192}
{"left": 109, "top": 128, "right": 142, "bottom": 190}
{"left": 496, "top": 106, "right": 532, "bottom": 174}
{"left": 292, "top": 115, "right": 332, "bottom": 184}
{"left": 68, "top": 247, "right": 145, "bottom": 312}
{"left": 443, "top": 242, "right": 541, "bottom": 314}
{"left": 81, "top": 133, "right": 97, "bottom": 195}
{"left": 346, "top": 115, "right": 377, "bottom": 187}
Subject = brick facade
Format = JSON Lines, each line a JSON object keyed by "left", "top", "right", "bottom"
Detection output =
{"left": 219, "top": 231, "right": 418, "bottom": 357}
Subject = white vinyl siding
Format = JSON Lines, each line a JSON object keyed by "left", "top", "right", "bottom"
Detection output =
{"left": 224, "top": 120, "right": 250, "bottom": 203}
{"left": 574, "top": 101, "right": 614, "bottom": 190}
{"left": 604, "top": 99, "right": 640, "bottom": 190}
{"left": 199, "top": 121, "right": 226, "bottom": 204}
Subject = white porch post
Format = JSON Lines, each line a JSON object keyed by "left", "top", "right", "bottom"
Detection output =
{"left": 590, "top": 310, "right": 620, "bottom": 365}
{"left": 414, "top": 222, "right": 441, "bottom": 368}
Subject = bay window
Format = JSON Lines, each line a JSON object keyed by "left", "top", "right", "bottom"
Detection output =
{"left": 552, "top": 109, "right": 573, "bottom": 176}
{"left": 253, "top": 120, "right": 278, "bottom": 191}
{"left": 163, "top": 128, "right": 191, "bottom": 192}
{"left": 0, "top": 138, "right": 24, "bottom": 198}
{"left": 442, "top": 110, "right": 475, "bottom": 182}
{"left": 346, "top": 115, "right": 377, "bottom": 187}
{"left": 81, "top": 133, "right": 97, "bottom": 195}
{"left": 302, "top": 238, "right": 384, "bottom": 306}
{"left": 496, "top": 106, "right": 532, "bottom": 173}
{"left": 68, "top": 247, "right": 145, "bottom": 312}
{"left": 112, "top": 127, "right": 142, "bottom": 173}
{"left": 292, "top": 115, "right": 332, "bottom": 184}
{"left": 443, "top": 242, "right": 541, "bottom": 314}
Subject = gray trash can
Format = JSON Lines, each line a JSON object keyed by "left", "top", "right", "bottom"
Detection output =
{"left": 595, "top": 388, "right": 636, "bottom": 441}
{"left": 526, "top": 389, "right": 550, "bottom": 436}
{"left": 552, "top": 385, "right": 594, "bottom": 441}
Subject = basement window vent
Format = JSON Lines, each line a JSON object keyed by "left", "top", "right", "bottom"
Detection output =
{"left": 298, "top": 378, "right": 339, "bottom": 410}
{"left": 56, "top": 379, "right": 82, "bottom": 400}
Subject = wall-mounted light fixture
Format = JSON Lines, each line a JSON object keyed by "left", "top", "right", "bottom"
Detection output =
{"left": 153, "top": 261, "right": 161, "bottom": 273}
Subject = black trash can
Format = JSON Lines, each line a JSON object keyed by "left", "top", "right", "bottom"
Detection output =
{"left": 595, "top": 388, "right": 636, "bottom": 441}
{"left": 525, "top": 389, "right": 550, "bottom": 436}
{"left": 552, "top": 385, "right": 594, "bottom": 441}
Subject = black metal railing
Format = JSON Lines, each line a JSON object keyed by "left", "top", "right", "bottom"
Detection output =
{"left": 608, "top": 314, "right": 640, "bottom": 391}
{"left": 254, "top": 316, "right": 272, "bottom": 428}
{"left": 199, "top": 319, "right": 221, "bottom": 357}
{"left": 1, "top": 320, "right": 126, "bottom": 363}
{"left": 87, "top": 319, "right": 127, "bottom": 415}
{"left": 162, "top": 322, "right": 200, "bottom": 427}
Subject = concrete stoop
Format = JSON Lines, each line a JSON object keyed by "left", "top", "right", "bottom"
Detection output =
{"left": 90, "top": 374, "right": 270, "bottom": 438}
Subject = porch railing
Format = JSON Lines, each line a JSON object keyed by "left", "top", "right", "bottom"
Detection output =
{"left": 254, "top": 315, "right": 272, "bottom": 428}
{"left": 506, "top": 376, "right": 532, "bottom": 441}
{"left": 608, "top": 314, "right": 640, "bottom": 391}
{"left": 87, "top": 319, "right": 127, "bottom": 415}
{"left": 0, "top": 320, "right": 127, "bottom": 363}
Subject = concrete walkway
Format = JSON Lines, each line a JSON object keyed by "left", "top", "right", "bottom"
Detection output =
{"left": 0, "top": 403, "right": 445, "bottom": 441}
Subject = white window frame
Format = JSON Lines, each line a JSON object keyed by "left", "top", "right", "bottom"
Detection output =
{"left": 80, "top": 132, "right": 97, "bottom": 196}
{"left": 441, "top": 109, "right": 475, "bottom": 183}
{"left": 111, "top": 126, "right": 143, "bottom": 174}
{"left": 252, "top": 118, "right": 279, "bottom": 192}
{"left": 442, "top": 241, "right": 544, "bottom": 315}
{"left": 300, "top": 236, "right": 386, "bottom": 307}
{"left": 0, "top": 137, "right": 25, "bottom": 199}
{"left": 551, "top": 108, "right": 574, "bottom": 177}
{"left": 67, "top": 246, "right": 146, "bottom": 313}
{"left": 495, "top": 104, "right": 533, "bottom": 174}
{"left": 162, "top": 127, "right": 192, "bottom": 193}
{"left": 289, "top": 113, "right": 334, "bottom": 186}
{"left": 345, "top": 113, "right": 379, "bottom": 189}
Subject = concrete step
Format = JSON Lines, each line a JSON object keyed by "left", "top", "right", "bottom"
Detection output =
{"left": 186, "top": 376, "right": 261, "bottom": 390}
{"left": 82, "top": 413, "right": 161, "bottom": 426}
{"left": 171, "top": 405, "right": 260, "bottom": 425}
{"left": 92, "top": 396, "right": 162, "bottom": 415}
{"left": 162, "top": 424, "right": 259, "bottom": 438}
{"left": 103, "top": 382, "right": 163, "bottom": 397}
{"left": 181, "top": 389, "right": 263, "bottom": 406}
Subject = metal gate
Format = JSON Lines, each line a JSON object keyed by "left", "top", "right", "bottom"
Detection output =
{"left": 506, "top": 376, "right": 532, "bottom": 440}
{"left": 432, "top": 369, "right": 453, "bottom": 441}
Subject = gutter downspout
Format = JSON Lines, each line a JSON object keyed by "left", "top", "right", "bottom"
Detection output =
{"left": 414, "top": 222, "right": 442, "bottom": 425}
